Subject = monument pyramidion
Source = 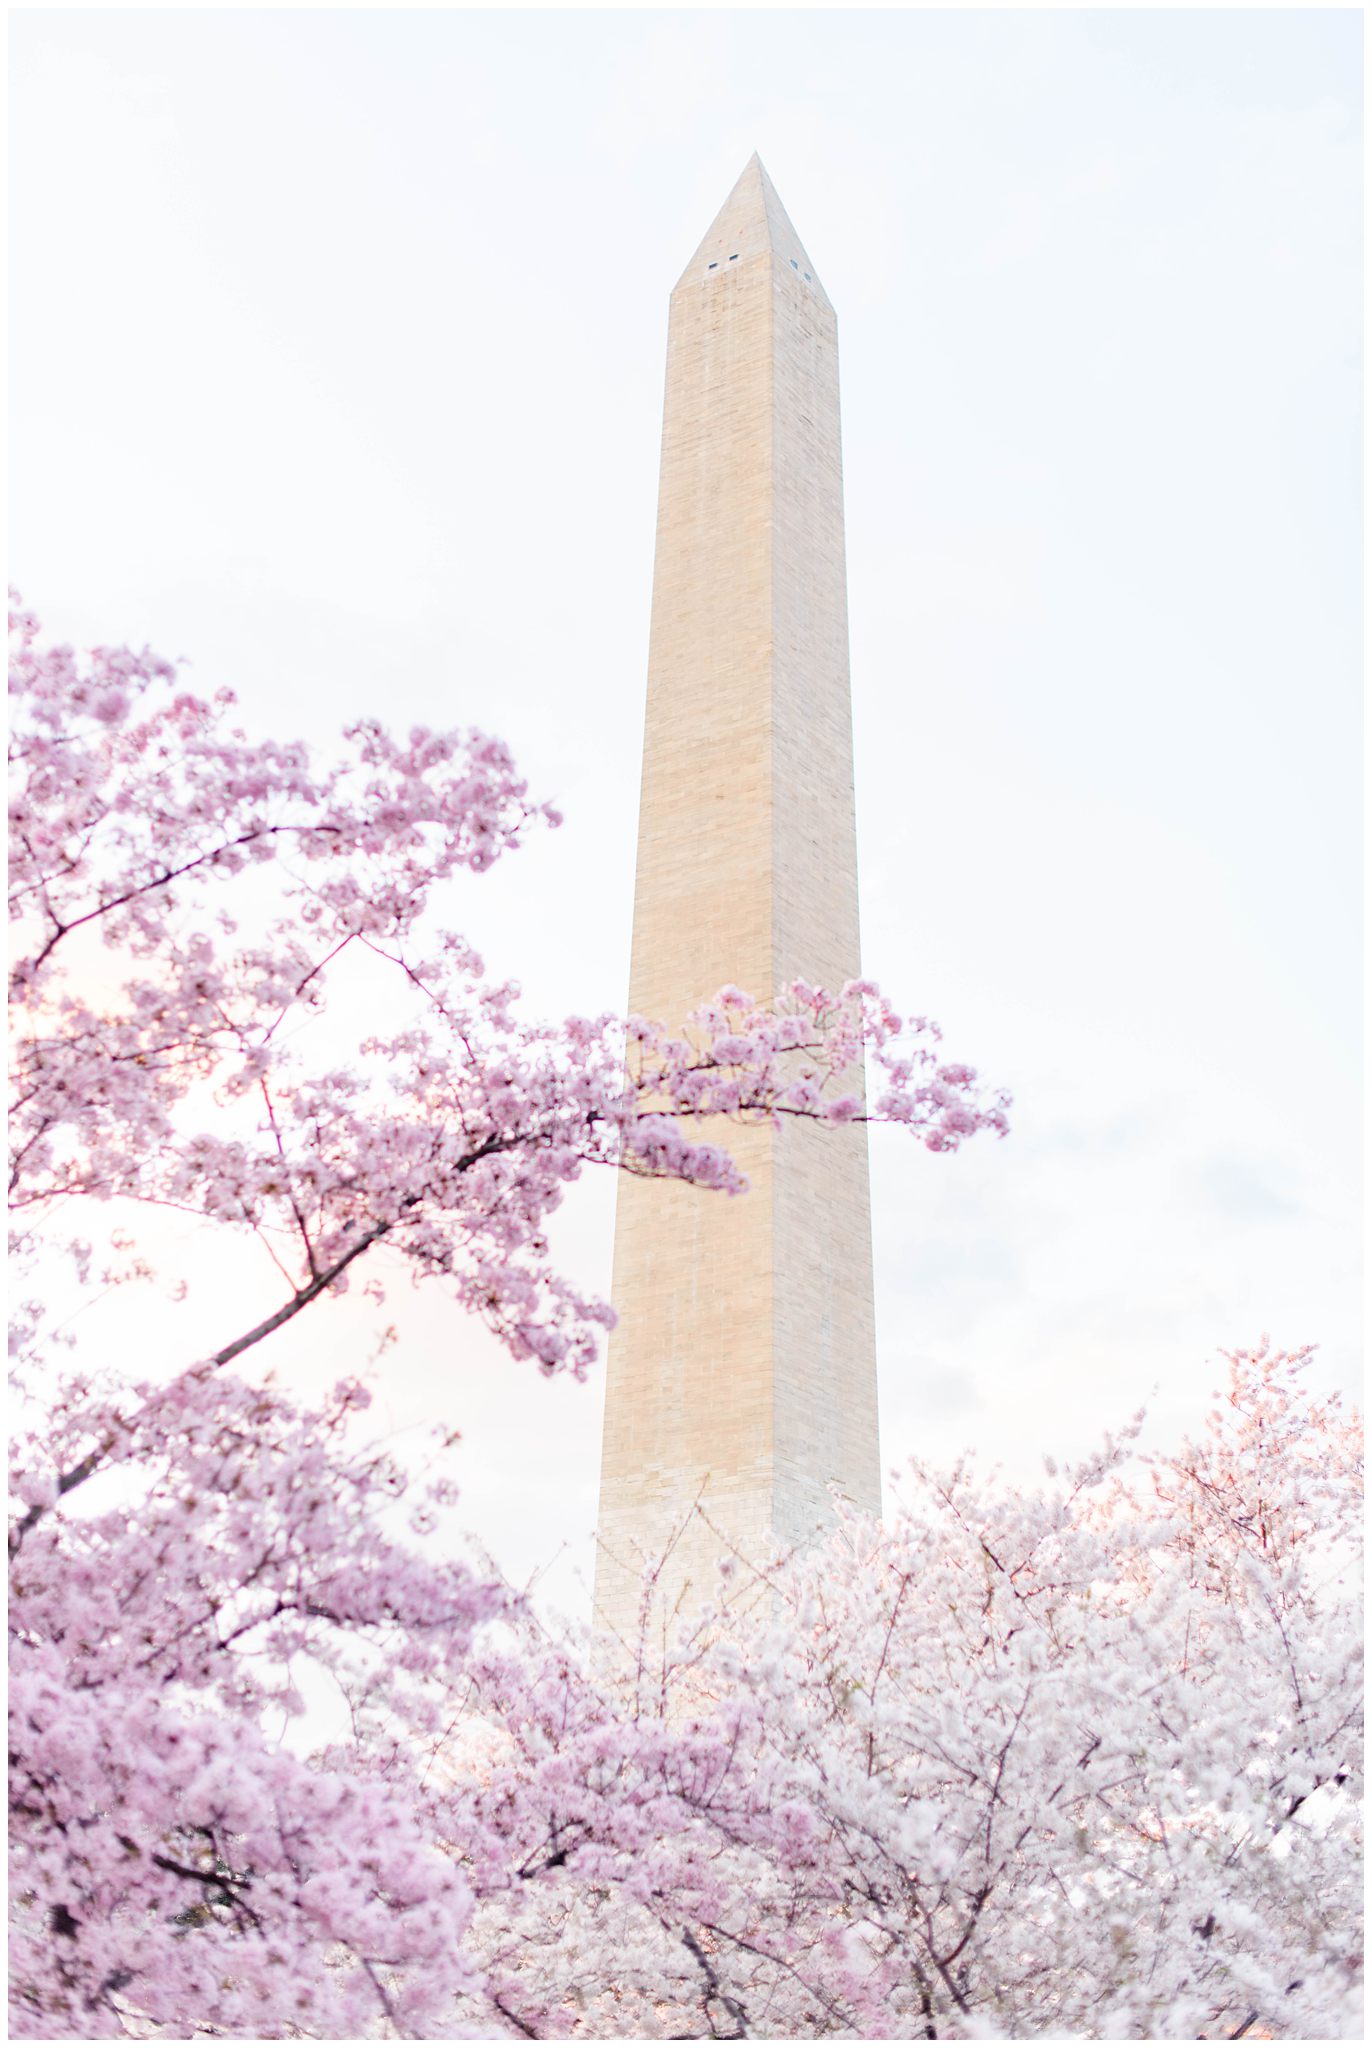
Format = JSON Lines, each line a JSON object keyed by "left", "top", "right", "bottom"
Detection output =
{"left": 594, "top": 156, "right": 880, "bottom": 1646}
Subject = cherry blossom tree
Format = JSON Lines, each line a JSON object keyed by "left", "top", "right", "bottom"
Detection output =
{"left": 9, "top": 597, "right": 1005, "bottom": 2036}
{"left": 13, "top": 1336, "right": 1360, "bottom": 2037}
{"left": 8, "top": 597, "right": 1004, "bottom": 1383}
{"left": 10, "top": 605, "right": 1358, "bottom": 2040}
{"left": 446, "top": 1341, "right": 1363, "bottom": 2041}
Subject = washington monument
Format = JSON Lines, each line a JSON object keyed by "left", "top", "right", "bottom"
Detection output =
{"left": 594, "top": 157, "right": 879, "bottom": 1642}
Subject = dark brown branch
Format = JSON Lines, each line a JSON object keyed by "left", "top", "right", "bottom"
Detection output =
{"left": 681, "top": 1926, "right": 750, "bottom": 2039}
{"left": 9, "top": 1132, "right": 521, "bottom": 1554}
{"left": 21, "top": 821, "right": 344, "bottom": 980}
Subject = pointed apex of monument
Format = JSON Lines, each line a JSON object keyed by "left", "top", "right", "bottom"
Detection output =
{"left": 675, "top": 155, "right": 827, "bottom": 299}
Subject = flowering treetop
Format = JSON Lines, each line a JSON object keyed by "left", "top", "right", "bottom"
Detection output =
{"left": 9, "top": 594, "right": 1008, "bottom": 1393}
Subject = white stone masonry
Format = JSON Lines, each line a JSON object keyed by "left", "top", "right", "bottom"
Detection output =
{"left": 594, "top": 157, "right": 880, "bottom": 1650}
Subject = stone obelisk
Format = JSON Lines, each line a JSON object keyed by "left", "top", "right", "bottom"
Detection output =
{"left": 594, "top": 157, "right": 879, "bottom": 1644}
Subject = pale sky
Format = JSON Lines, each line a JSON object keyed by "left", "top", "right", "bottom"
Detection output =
{"left": 10, "top": 8, "right": 1362, "bottom": 1622}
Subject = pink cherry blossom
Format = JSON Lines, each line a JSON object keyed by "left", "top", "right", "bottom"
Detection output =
{"left": 19, "top": 606, "right": 1355, "bottom": 2039}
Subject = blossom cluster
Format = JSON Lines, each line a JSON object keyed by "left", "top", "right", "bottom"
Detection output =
{"left": 10, "top": 1343, "right": 1361, "bottom": 2038}
{"left": 9, "top": 598, "right": 1007, "bottom": 1389}
{"left": 444, "top": 1343, "right": 1364, "bottom": 2041}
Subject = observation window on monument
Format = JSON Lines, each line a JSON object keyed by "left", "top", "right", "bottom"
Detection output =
{"left": 708, "top": 261, "right": 718, "bottom": 269}
{"left": 729, "top": 253, "right": 738, "bottom": 260}
{"left": 791, "top": 258, "right": 799, "bottom": 269}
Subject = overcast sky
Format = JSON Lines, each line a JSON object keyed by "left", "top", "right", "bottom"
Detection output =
{"left": 11, "top": 7, "right": 1362, "bottom": 1622}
